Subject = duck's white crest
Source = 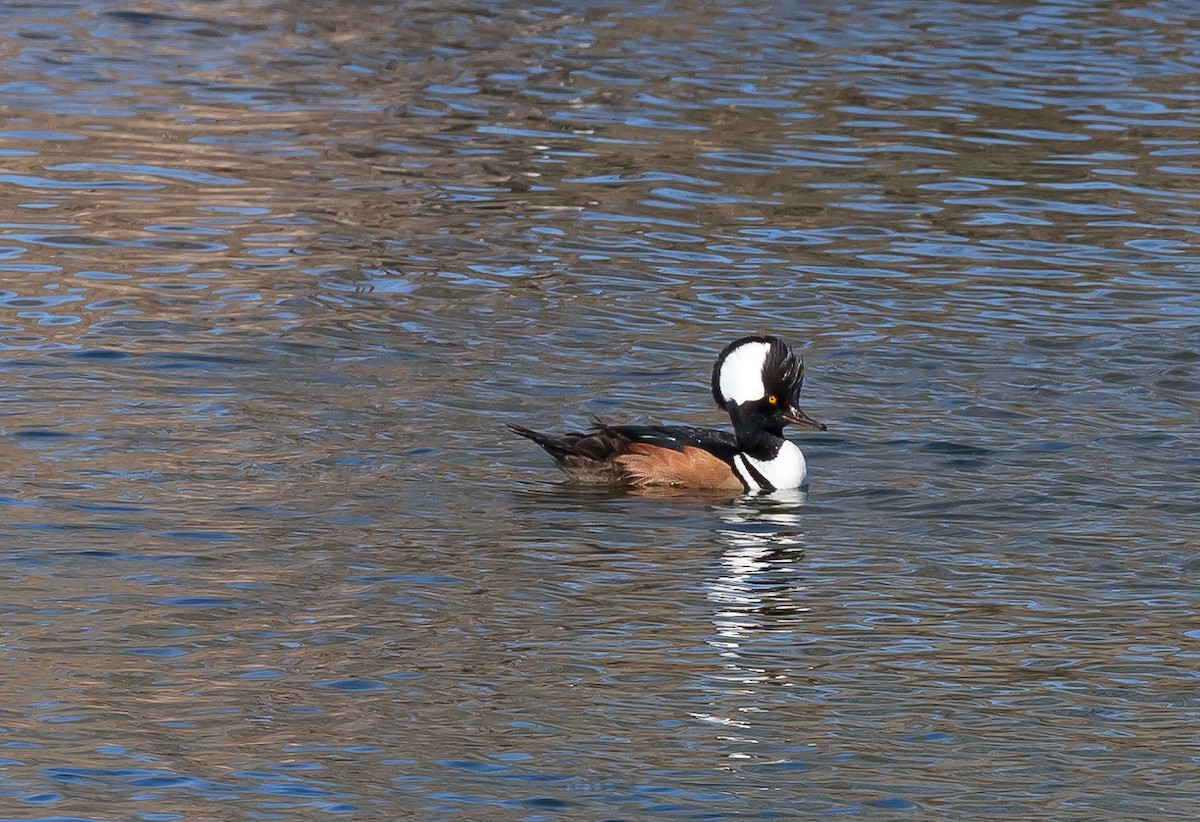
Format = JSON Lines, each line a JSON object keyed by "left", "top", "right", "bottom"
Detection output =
{"left": 718, "top": 340, "right": 771, "bottom": 405}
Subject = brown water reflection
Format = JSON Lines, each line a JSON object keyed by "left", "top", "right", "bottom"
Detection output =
{"left": 2, "top": 0, "right": 1199, "bottom": 818}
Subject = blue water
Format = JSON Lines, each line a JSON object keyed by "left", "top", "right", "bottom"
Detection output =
{"left": 1, "top": 0, "right": 1198, "bottom": 818}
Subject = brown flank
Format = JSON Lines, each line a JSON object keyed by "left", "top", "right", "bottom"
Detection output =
{"left": 616, "top": 443, "right": 743, "bottom": 490}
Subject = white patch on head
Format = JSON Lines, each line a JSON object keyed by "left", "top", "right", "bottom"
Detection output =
{"left": 718, "top": 341, "right": 771, "bottom": 405}
{"left": 745, "top": 441, "right": 808, "bottom": 491}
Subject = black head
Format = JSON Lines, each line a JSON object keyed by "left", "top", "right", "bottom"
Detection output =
{"left": 711, "top": 335, "right": 826, "bottom": 438}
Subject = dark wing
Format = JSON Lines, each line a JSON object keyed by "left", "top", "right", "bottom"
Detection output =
{"left": 600, "top": 423, "right": 739, "bottom": 461}
{"left": 510, "top": 421, "right": 744, "bottom": 489}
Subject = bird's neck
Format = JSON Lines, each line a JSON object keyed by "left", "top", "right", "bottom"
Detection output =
{"left": 734, "top": 425, "right": 786, "bottom": 460}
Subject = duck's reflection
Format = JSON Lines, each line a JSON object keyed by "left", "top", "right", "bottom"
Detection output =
{"left": 692, "top": 490, "right": 810, "bottom": 739}
{"left": 710, "top": 490, "right": 809, "bottom": 637}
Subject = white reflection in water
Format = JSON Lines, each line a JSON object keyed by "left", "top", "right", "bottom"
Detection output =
{"left": 711, "top": 490, "right": 808, "bottom": 619}
{"left": 693, "top": 491, "right": 811, "bottom": 743}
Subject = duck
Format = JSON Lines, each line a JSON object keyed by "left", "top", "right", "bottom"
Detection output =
{"left": 509, "top": 335, "right": 826, "bottom": 492}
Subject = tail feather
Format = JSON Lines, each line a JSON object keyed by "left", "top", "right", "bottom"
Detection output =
{"left": 508, "top": 421, "right": 634, "bottom": 483}
{"left": 506, "top": 423, "right": 584, "bottom": 461}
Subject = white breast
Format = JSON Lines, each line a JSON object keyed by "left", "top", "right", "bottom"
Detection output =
{"left": 740, "top": 441, "right": 808, "bottom": 491}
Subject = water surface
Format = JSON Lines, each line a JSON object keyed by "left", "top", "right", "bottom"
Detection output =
{"left": 1, "top": 0, "right": 1199, "bottom": 818}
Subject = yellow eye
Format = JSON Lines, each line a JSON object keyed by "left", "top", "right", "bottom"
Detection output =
{"left": 767, "top": 395, "right": 778, "bottom": 405}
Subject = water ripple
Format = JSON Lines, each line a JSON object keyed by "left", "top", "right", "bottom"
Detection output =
{"left": 0, "top": 0, "right": 1198, "bottom": 818}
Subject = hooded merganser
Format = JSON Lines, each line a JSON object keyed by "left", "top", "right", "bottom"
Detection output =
{"left": 509, "top": 335, "right": 827, "bottom": 492}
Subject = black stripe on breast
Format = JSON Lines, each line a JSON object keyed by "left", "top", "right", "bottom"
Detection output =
{"left": 734, "top": 454, "right": 775, "bottom": 493}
